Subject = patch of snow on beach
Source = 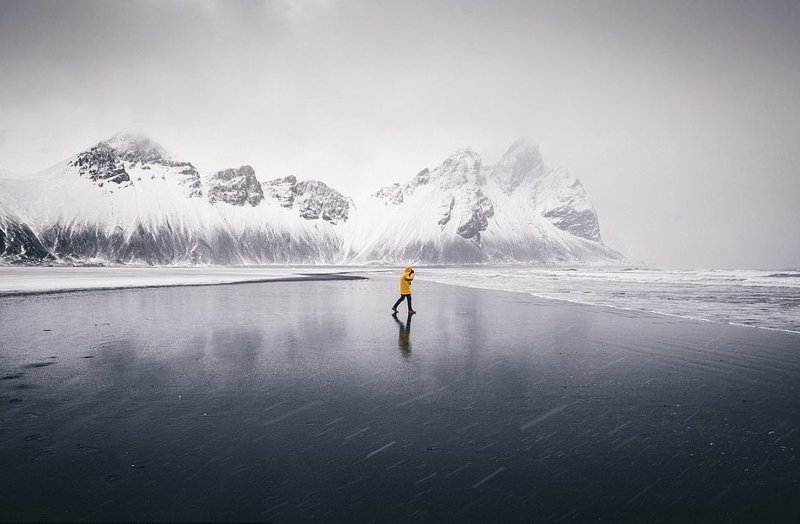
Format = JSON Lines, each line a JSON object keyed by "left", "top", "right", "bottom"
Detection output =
{"left": 0, "top": 266, "right": 366, "bottom": 296}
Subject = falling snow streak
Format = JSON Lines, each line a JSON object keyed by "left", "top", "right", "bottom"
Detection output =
{"left": 395, "top": 386, "right": 448, "bottom": 407}
{"left": 472, "top": 467, "right": 507, "bottom": 489}
{"left": 520, "top": 405, "right": 568, "bottom": 431}
{"left": 366, "top": 441, "right": 397, "bottom": 459}
{"left": 263, "top": 401, "right": 319, "bottom": 426}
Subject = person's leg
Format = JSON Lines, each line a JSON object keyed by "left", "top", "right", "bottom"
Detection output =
{"left": 392, "top": 296, "right": 404, "bottom": 311}
{"left": 407, "top": 295, "right": 414, "bottom": 313}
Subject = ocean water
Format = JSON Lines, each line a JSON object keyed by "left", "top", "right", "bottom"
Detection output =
{"left": 423, "top": 267, "right": 800, "bottom": 333}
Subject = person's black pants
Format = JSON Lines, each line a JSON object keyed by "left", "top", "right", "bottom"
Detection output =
{"left": 392, "top": 294, "right": 412, "bottom": 311}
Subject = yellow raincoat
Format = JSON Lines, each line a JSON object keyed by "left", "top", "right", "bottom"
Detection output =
{"left": 399, "top": 266, "right": 414, "bottom": 295}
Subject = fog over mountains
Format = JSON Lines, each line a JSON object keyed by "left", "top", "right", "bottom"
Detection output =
{"left": 0, "top": 134, "right": 621, "bottom": 265}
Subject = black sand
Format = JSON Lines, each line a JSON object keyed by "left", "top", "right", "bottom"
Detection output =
{"left": 1, "top": 275, "right": 799, "bottom": 522}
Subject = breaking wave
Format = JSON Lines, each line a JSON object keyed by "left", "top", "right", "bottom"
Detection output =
{"left": 424, "top": 267, "right": 800, "bottom": 334}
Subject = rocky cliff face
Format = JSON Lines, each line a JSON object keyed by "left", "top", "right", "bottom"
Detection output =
{"left": 263, "top": 175, "right": 353, "bottom": 224}
{"left": 373, "top": 182, "right": 405, "bottom": 205}
{"left": 207, "top": 165, "right": 264, "bottom": 207}
{"left": 532, "top": 170, "right": 601, "bottom": 242}
{"left": 454, "top": 188, "right": 494, "bottom": 242}
{"left": 71, "top": 142, "right": 132, "bottom": 186}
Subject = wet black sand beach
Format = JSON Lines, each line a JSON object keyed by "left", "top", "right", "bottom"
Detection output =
{"left": 1, "top": 275, "right": 799, "bottom": 522}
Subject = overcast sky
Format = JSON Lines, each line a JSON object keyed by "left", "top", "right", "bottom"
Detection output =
{"left": 1, "top": 0, "right": 798, "bottom": 268}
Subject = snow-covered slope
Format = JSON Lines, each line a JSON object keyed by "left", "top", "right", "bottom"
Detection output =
{"left": 0, "top": 133, "right": 621, "bottom": 265}
{"left": 0, "top": 202, "right": 53, "bottom": 262}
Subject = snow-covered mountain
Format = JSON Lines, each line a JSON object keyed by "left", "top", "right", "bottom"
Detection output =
{"left": 0, "top": 133, "right": 621, "bottom": 265}
{"left": 0, "top": 134, "right": 344, "bottom": 264}
{"left": 343, "top": 140, "right": 618, "bottom": 263}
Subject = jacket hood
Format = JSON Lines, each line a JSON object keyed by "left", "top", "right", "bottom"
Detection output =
{"left": 404, "top": 266, "right": 414, "bottom": 273}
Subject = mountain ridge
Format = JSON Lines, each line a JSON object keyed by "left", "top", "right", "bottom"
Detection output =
{"left": 0, "top": 133, "right": 622, "bottom": 265}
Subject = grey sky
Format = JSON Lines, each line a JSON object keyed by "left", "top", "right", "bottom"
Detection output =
{"left": 1, "top": 0, "right": 798, "bottom": 269}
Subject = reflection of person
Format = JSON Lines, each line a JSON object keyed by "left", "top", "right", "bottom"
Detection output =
{"left": 392, "top": 311, "right": 413, "bottom": 354}
{"left": 391, "top": 266, "right": 416, "bottom": 314}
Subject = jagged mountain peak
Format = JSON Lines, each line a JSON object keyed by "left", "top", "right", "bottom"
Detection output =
{"left": 490, "top": 138, "right": 545, "bottom": 194}
{"left": 504, "top": 137, "right": 538, "bottom": 154}
{"left": 440, "top": 147, "right": 481, "bottom": 172}
{"left": 263, "top": 174, "right": 353, "bottom": 224}
{"left": 207, "top": 165, "right": 263, "bottom": 207}
{"left": 418, "top": 147, "right": 483, "bottom": 189}
{"left": 66, "top": 132, "right": 202, "bottom": 197}
{"left": 102, "top": 132, "right": 169, "bottom": 164}
{"left": 446, "top": 147, "right": 480, "bottom": 160}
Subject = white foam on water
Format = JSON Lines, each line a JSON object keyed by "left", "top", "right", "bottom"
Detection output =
{"left": 422, "top": 267, "right": 800, "bottom": 334}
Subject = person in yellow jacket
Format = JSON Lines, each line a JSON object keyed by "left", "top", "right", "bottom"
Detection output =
{"left": 391, "top": 266, "right": 416, "bottom": 314}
